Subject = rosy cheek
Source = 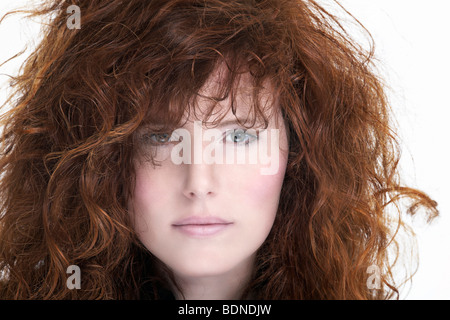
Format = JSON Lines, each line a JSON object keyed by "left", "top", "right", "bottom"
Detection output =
{"left": 134, "top": 170, "right": 152, "bottom": 201}
{"left": 249, "top": 174, "right": 285, "bottom": 203}
{"left": 132, "top": 167, "right": 166, "bottom": 209}
{"left": 242, "top": 154, "right": 288, "bottom": 200}
{"left": 130, "top": 167, "right": 171, "bottom": 235}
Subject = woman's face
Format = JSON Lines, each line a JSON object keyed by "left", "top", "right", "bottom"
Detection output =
{"left": 128, "top": 69, "right": 289, "bottom": 281}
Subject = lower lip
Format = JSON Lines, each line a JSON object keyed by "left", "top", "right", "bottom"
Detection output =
{"left": 173, "top": 223, "right": 233, "bottom": 237}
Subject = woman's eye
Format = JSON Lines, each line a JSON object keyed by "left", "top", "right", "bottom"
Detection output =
{"left": 225, "top": 129, "right": 257, "bottom": 145}
{"left": 143, "top": 133, "right": 173, "bottom": 145}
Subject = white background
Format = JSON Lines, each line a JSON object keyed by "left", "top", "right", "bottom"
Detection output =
{"left": 1, "top": 0, "right": 449, "bottom": 299}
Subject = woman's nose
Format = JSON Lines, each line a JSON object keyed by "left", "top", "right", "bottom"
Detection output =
{"left": 182, "top": 162, "right": 216, "bottom": 200}
{"left": 181, "top": 121, "right": 218, "bottom": 200}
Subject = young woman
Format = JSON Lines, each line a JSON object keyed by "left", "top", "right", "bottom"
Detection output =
{"left": 0, "top": 0, "right": 438, "bottom": 299}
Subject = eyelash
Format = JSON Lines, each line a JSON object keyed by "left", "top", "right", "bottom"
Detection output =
{"left": 140, "top": 132, "right": 178, "bottom": 147}
{"left": 142, "top": 129, "right": 258, "bottom": 146}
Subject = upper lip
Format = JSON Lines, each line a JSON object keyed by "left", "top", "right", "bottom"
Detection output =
{"left": 172, "top": 216, "right": 233, "bottom": 226}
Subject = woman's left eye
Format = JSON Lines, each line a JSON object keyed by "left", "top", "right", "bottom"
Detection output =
{"left": 225, "top": 129, "right": 257, "bottom": 145}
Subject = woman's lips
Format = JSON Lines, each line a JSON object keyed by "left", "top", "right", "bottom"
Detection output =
{"left": 172, "top": 216, "right": 233, "bottom": 237}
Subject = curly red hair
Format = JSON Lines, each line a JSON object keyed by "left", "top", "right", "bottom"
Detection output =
{"left": 0, "top": 0, "right": 438, "bottom": 299}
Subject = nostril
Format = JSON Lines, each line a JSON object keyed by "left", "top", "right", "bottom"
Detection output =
{"left": 182, "top": 163, "right": 216, "bottom": 199}
{"left": 186, "top": 190, "right": 214, "bottom": 199}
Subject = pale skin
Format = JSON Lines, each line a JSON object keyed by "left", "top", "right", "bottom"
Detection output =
{"left": 128, "top": 66, "right": 289, "bottom": 299}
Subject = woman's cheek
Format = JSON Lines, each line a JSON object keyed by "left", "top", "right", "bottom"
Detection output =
{"left": 232, "top": 152, "right": 287, "bottom": 203}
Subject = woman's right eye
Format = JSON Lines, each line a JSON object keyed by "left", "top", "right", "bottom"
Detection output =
{"left": 142, "top": 133, "right": 173, "bottom": 145}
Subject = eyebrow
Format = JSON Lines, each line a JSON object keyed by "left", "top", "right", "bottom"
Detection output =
{"left": 214, "top": 118, "right": 250, "bottom": 128}
{"left": 143, "top": 117, "right": 263, "bottom": 131}
{"left": 211, "top": 117, "right": 270, "bottom": 130}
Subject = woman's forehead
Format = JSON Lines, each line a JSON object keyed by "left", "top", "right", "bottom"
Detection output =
{"left": 144, "top": 65, "right": 279, "bottom": 129}
{"left": 192, "top": 64, "right": 277, "bottom": 118}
